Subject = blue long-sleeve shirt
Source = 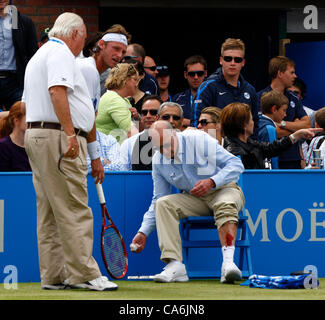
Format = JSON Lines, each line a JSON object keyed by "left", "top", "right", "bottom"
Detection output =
{"left": 138, "top": 129, "right": 244, "bottom": 236}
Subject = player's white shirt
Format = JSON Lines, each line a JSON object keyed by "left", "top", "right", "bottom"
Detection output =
{"left": 22, "top": 37, "right": 95, "bottom": 132}
{"left": 76, "top": 56, "right": 101, "bottom": 112}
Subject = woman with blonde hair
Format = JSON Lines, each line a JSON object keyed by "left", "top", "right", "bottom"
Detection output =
{"left": 0, "top": 101, "right": 31, "bottom": 171}
{"left": 96, "top": 63, "right": 139, "bottom": 143}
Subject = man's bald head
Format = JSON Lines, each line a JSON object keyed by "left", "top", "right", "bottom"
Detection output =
{"left": 149, "top": 120, "right": 177, "bottom": 158}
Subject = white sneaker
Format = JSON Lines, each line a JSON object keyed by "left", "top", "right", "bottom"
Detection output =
{"left": 220, "top": 261, "right": 242, "bottom": 284}
{"left": 153, "top": 261, "right": 189, "bottom": 283}
{"left": 71, "top": 276, "right": 118, "bottom": 291}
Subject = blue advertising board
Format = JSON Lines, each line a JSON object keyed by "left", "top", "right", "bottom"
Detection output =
{"left": 0, "top": 170, "right": 324, "bottom": 283}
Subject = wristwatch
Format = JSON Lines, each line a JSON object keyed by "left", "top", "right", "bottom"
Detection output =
{"left": 280, "top": 120, "right": 286, "bottom": 128}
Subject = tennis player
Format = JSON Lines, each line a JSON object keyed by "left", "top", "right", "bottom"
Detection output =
{"left": 23, "top": 13, "right": 117, "bottom": 291}
{"left": 77, "top": 24, "right": 130, "bottom": 112}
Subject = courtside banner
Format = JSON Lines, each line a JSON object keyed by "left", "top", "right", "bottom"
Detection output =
{"left": 0, "top": 170, "right": 324, "bottom": 282}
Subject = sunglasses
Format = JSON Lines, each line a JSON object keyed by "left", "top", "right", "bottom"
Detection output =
{"left": 223, "top": 56, "right": 244, "bottom": 63}
{"left": 198, "top": 119, "right": 216, "bottom": 126}
{"left": 161, "top": 114, "right": 181, "bottom": 121}
{"left": 123, "top": 55, "right": 139, "bottom": 63}
{"left": 187, "top": 71, "right": 205, "bottom": 77}
{"left": 141, "top": 109, "right": 158, "bottom": 116}
{"left": 144, "top": 65, "right": 157, "bottom": 71}
{"left": 157, "top": 66, "right": 168, "bottom": 71}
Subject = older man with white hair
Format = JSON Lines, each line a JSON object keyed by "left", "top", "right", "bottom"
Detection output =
{"left": 23, "top": 12, "right": 117, "bottom": 291}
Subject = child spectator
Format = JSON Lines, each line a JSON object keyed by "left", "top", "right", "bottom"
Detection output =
{"left": 258, "top": 90, "right": 289, "bottom": 168}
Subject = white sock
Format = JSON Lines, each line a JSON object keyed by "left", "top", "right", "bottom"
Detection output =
{"left": 222, "top": 246, "right": 235, "bottom": 263}
{"left": 168, "top": 259, "right": 182, "bottom": 266}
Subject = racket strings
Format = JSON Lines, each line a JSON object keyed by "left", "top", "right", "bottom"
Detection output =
{"left": 103, "top": 227, "right": 126, "bottom": 278}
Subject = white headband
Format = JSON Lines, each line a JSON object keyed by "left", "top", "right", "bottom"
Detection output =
{"left": 101, "top": 33, "right": 128, "bottom": 46}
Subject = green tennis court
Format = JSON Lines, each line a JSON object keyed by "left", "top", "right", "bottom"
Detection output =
{"left": 0, "top": 279, "right": 324, "bottom": 300}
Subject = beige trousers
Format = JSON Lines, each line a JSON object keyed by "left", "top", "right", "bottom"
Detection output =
{"left": 24, "top": 128, "right": 101, "bottom": 285}
{"left": 155, "top": 182, "right": 245, "bottom": 263}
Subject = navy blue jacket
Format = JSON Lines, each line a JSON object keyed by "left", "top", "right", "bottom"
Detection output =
{"left": 257, "top": 86, "right": 307, "bottom": 163}
{"left": 172, "top": 89, "right": 193, "bottom": 119}
{"left": 258, "top": 114, "right": 278, "bottom": 168}
{"left": 139, "top": 73, "right": 160, "bottom": 96}
{"left": 191, "top": 67, "right": 260, "bottom": 137}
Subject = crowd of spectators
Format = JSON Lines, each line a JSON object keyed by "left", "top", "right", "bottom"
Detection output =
{"left": 0, "top": 7, "right": 323, "bottom": 172}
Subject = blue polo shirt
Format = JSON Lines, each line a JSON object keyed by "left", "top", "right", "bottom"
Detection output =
{"left": 257, "top": 86, "right": 307, "bottom": 163}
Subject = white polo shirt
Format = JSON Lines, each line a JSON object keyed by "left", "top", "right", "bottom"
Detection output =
{"left": 23, "top": 37, "right": 95, "bottom": 133}
{"left": 76, "top": 56, "right": 101, "bottom": 112}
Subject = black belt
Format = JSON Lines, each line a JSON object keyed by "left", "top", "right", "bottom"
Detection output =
{"left": 27, "top": 122, "right": 88, "bottom": 139}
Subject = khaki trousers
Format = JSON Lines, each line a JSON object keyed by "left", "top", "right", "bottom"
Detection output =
{"left": 25, "top": 128, "right": 101, "bottom": 285}
{"left": 155, "top": 182, "right": 245, "bottom": 263}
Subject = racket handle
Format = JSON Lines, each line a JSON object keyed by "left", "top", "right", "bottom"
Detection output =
{"left": 95, "top": 182, "right": 106, "bottom": 204}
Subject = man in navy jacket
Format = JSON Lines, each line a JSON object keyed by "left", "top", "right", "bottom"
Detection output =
{"left": 191, "top": 38, "right": 259, "bottom": 138}
{"left": 257, "top": 56, "right": 310, "bottom": 169}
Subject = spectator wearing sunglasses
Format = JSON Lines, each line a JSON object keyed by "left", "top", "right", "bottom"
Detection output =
{"left": 128, "top": 62, "right": 150, "bottom": 124}
{"left": 191, "top": 39, "right": 259, "bottom": 139}
{"left": 198, "top": 106, "right": 223, "bottom": 145}
{"left": 144, "top": 56, "right": 159, "bottom": 77}
{"left": 257, "top": 56, "right": 310, "bottom": 169}
{"left": 173, "top": 55, "right": 207, "bottom": 130}
{"left": 123, "top": 43, "right": 159, "bottom": 96}
{"left": 120, "top": 95, "right": 162, "bottom": 170}
{"left": 157, "top": 65, "right": 172, "bottom": 103}
{"left": 158, "top": 101, "right": 184, "bottom": 131}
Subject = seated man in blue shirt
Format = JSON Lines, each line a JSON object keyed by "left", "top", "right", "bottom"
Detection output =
{"left": 131, "top": 120, "right": 245, "bottom": 284}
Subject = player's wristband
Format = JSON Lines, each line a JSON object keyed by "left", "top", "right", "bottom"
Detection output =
{"left": 87, "top": 141, "right": 101, "bottom": 160}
